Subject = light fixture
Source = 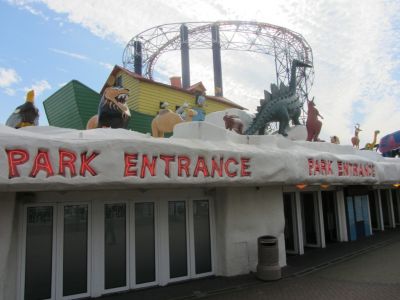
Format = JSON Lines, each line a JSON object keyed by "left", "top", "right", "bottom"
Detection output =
{"left": 296, "top": 183, "right": 307, "bottom": 190}
{"left": 393, "top": 183, "right": 400, "bottom": 188}
{"left": 320, "top": 184, "right": 330, "bottom": 189}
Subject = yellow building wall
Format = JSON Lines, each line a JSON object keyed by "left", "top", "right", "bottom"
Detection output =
{"left": 116, "top": 70, "right": 241, "bottom": 116}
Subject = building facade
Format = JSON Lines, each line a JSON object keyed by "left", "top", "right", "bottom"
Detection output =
{"left": 0, "top": 123, "right": 399, "bottom": 300}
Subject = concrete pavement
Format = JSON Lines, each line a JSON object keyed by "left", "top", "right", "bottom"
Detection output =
{"left": 100, "top": 228, "right": 400, "bottom": 300}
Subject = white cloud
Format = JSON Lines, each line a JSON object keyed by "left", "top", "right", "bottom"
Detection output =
{"left": 4, "top": 88, "right": 17, "bottom": 96}
{"left": 24, "top": 80, "right": 52, "bottom": 96}
{"left": 99, "top": 62, "right": 113, "bottom": 70}
{"left": 0, "top": 67, "right": 21, "bottom": 88}
{"left": 10, "top": 0, "right": 400, "bottom": 147}
{"left": 7, "top": 0, "right": 49, "bottom": 21}
{"left": 49, "top": 48, "right": 88, "bottom": 60}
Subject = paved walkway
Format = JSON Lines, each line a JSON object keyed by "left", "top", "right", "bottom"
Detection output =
{"left": 100, "top": 228, "right": 400, "bottom": 300}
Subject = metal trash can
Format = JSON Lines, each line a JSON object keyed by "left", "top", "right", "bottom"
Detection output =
{"left": 256, "top": 235, "right": 281, "bottom": 281}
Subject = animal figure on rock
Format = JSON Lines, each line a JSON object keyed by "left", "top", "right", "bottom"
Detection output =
{"left": 306, "top": 98, "right": 324, "bottom": 142}
{"left": 364, "top": 130, "right": 380, "bottom": 150}
{"left": 351, "top": 124, "right": 362, "bottom": 149}
{"left": 245, "top": 59, "right": 312, "bottom": 136}
{"left": 151, "top": 105, "right": 197, "bottom": 137}
{"left": 378, "top": 130, "right": 400, "bottom": 157}
{"left": 6, "top": 90, "right": 39, "bottom": 128}
{"left": 86, "top": 86, "right": 130, "bottom": 129}
{"left": 330, "top": 136, "right": 340, "bottom": 144}
{"left": 223, "top": 114, "right": 243, "bottom": 134}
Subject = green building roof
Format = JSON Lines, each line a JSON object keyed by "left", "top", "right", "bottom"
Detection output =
{"left": 44, "top": 80, "right": 100, "bottom": 130}
{"left": 44, "top": 80, "right": 154, "bottom": 134}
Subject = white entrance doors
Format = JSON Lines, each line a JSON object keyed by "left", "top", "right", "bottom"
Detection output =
{"left": 21, "top": 203, "right": 91, "bottom": 300}
{"left": 167, "top": 199, "right": 214, "bottom": 283}
{"left": 20, "top": 197, "right": 215, "bottom": 300}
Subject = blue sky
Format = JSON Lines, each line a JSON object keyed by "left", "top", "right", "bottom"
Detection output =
{"left": 0, "top": 1, "right": 122, "bottom": 125}
{"left": 1, "top": 0, "right": 399, "bottom": 147}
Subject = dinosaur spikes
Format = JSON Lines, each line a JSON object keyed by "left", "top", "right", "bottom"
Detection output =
{"left": 264, "top": 90, "right": 271, "bottom": 102}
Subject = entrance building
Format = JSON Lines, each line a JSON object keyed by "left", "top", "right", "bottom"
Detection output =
{"left": 1, "top": 124, "right": 400, "bottom": 300}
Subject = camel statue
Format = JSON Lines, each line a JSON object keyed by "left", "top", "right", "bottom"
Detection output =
{"left": 330, "top": 136, "right": 340, "bottom": 144}
{"left": 364, "top": 130, "right": 380, "bottom": 150}
{"left": 306, "top": 97, "right": 324, "bottom": 142}
{"left": 351, "top": 124, "right": 362, "bottom": 149}
{"left": 151, "top": 107, "right": 197, "bottom": 137}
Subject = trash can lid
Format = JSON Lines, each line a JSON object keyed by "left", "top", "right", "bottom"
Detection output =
{"left": 258, "top": 235, "right": 277, "bottom": 240}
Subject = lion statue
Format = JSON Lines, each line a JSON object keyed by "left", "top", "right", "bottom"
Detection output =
{"left": 86, "top": 86, "right": 130, "bottom": 129}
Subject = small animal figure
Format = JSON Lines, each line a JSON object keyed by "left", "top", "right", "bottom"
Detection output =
{"left": 351, "top": 124, "right": 362, "bottom": 149}
{"left": 330, "top": 136, "right": 340, "bottom": 144}
{"left": 151, "top": 107, "right": 197, "bottom": 137}
{"left": 306, "top": 98, "right": 323, "bottom": 142}
{"left": 6, "top": 90, "right": 39, "bottom": 128}
{"left": 223, "top": 114, "right": 243, "bottom": 134}
{"left": 86, "top": 86, "right": 130, "bottom": 129}
{"left": 364, "top": 130, "right": 380, "bottom": 150}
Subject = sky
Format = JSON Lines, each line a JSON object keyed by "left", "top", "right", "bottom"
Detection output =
{"left": 0, "top": 0, "right": 399, "bottom": 147}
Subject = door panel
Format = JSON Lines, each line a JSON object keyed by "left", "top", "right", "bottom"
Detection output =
{"left": 24, "top": 206, "right": 54, "bottom": 300}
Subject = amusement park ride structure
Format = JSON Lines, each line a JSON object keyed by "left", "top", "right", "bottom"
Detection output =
{"left": 123, "top": 21, "right": 314, "bottom": 131}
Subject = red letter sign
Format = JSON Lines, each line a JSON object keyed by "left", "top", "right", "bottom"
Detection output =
{"left": 6, "top": 149, "right": 29, "bottom": 178}
{"left": 80, "top": 151, "right": 99, "bottom": 176}
{"left": 59, "top": 149, "right": 77, "bottom": 177}
{"left": 30, "top": 150, "right": 54, "bottom": 178}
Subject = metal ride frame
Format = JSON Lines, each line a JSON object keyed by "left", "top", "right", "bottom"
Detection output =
{"left": 123, "top": 21, "right": 314, "bottom": 127}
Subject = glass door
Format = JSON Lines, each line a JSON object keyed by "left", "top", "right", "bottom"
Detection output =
{"left": 133, "top": 202, "right": 157, "bottom": 287}
{"left": 191, "top": 200, "right": 212, "bottom": 276}
{"left": 168, "top": 201, "right": 189, "bottom": 281}
{"left": 104, "top": 203, "right": 128, "bottom": 292}
{"left": 23, "top": 205, "right": 56, "bottom": 300}
{"left": 167, "top": 199, "right": 214, "bottom": 282}
{"left": 57, "top": 203, "right": 91, "bottom": 300}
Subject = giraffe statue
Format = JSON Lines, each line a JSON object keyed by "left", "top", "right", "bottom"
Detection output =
{"left": 364, "top": 130, "right": 380, "bottom": 150}
{"left": 351, "top": 124, "right": 362, "bottom": 149}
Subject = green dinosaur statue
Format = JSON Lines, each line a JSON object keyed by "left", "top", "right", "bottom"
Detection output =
{"left": 245, "top": 59, "right": 313, "bottom": 136}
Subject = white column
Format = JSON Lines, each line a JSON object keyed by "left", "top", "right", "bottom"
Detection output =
{"left": 366, "top": 195, "right": 373, "bottom": 236}
{"left": 295, "top": 191, "right": 304, "bottom": 255}
{"left": 388, "top": 190, "right": 396, "bottom": 228}
{"left": 336, "top": 190, "right": 348, "bottom": 242}
{"left": 377, "top": 190, "right": 385, "bottom": 231}
{"left": 0, "top": 193, "right": 17, "bottom": 300}
{"left": 317, "top": 191, "right": 326, "bottom": 248}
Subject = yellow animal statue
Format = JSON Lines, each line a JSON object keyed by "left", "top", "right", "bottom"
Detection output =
{"left": 364, "top": 130, "right": 380, "bottom": 150}
{"left": 151, "top": 108, "right": 197, "bottom": 137}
